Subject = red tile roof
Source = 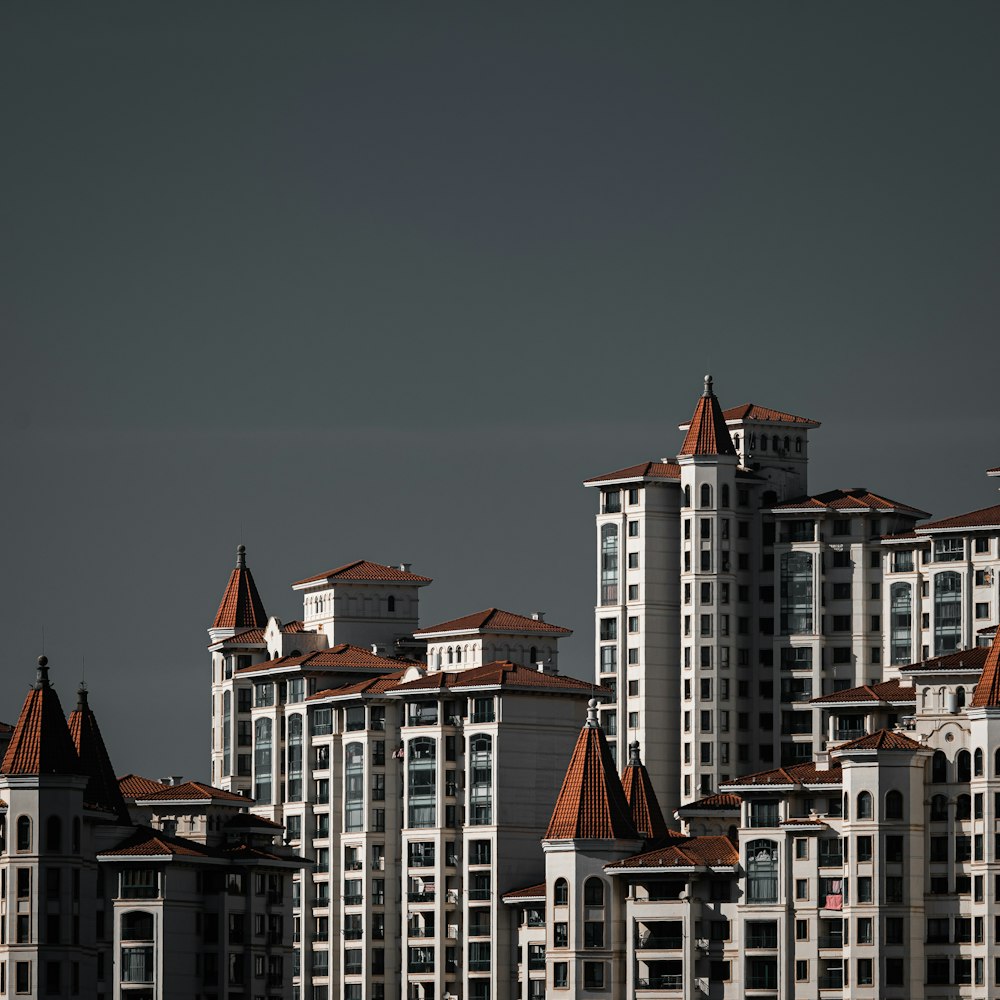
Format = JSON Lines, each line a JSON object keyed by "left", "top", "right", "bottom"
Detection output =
{"left": 293, "top": 560, "right": 431, "bottom": 587}
{"left": 607, "top": 835, "right": 739, "bottom": 870}
{"left": 812, "top": 678, "right": 916, "bottom": 705}
{"left": 545, "top": 705, "right": 639, "bottom": 840}
{"left": 1, "top": 658, "right": 80, "bottom": 777}
{"left": 900, "top": 646, "right": 990, "bottom": 673}
{"left": 773, "top": 488, "right": 928, "bottom": 517}
{"left": 678, "top": 376, "right": 738, "bottom": 458}
{"left": 118, "top": 774, "right": 170, "bottom": 799}
{"left": 391, "top": 661, "right": 600, "bottom": 695}
{"left": 310, "top": 671, "right": 408, "bottom": 701}
{"left": 98, "top": 827, "right": 212, "bottom": 858}
{"left": 584, "top": 461, "right": 682, "bottom": 485}
{"left": 235, "top": 644, "right": 407, "bottom": 675}
{"left": 68, "top": 688, "right": 128, "bottom": 819}
{"left": 414, "top": 608, "right": 571, "bottom": 637}
{"left": 212, "top": 546, "right": 267, "bottom": 631}
{"left": 718, "top": 403, "right": 820, "bottom": 426}
{"left": 917, "top": 504, "right": 1000, "bottom": 532}
{"left": 214, "top": 620, "right": 305, "bottom": 646}
{"left": 676, "top": 792, "right": 742, "bottom": 812}
{"left": 621, "top": 743, "right": 669, "bottom": 840}
{"left": 971, "top": 628, "right": 1000, "bottom": 708}
{"left": 988, "top": 466, "right": 1000, "bottom": 475}
{"left": 834, "top": 729, "right": 923, "bottom": 751}
{"left": 136, "top": 780, "right": 249, "bottom": 803}
{"left": 723, "top": 761, "right": 841, "bottom": 789}
{"left": 501, "top": 882, "right": 546, "bottom": 901}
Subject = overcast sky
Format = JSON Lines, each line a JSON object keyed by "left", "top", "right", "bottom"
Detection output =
{"left": 2, "top": 3, "right": 998, "bottom": 780}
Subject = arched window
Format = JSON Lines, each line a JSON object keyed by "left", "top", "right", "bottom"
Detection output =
{"left": 287, "top": 714, "right": 303, "bottom": 802}
{"left": 45, "top": 816, "right": 61, "bottom": 853}
{"left": 931, "top": 750, "right": 948, "bottom": 783}
{"left": 975, "top": 748, "right": 984, "bottom": 777}
{"left": 455, "top": 647, "right": 463, "bottom": 664}
{"left": 601, "top": 524, "right": 619, "bottom": 605}
{"left": 121, "top": 911, "right": 155, "bottom": 940}
{"left": 843, "top": 793, "right": 850, "bottom": 820}
{"left": 700, "top": 484, "right": 712, "bottom": 509}
{"left": 930, "top": 794, "right": 948, "bottom": 821}
{"left": 470, "top": 734, "right": 493, "bottom": 825}
{"left": 345, "top": 742, "right": 364, "bottom": 832}
{"left": 747, "top": 840, "right": 778, "bottom": 903}
{"left": 733, "top": 434, "right": 740, "bottom": 451}
{"left": 554, "top": 878, "right": 568, "bottom": 906}
{"left": 584, "top": 877, "right": 605, "bottom": 906}
{"left": 683, "top": 485, "right": 691, "bottom": 507}
{"left": 956, "top": 794, "right": 972, "bottom": 820}
{"left": 885, "top": 790, "right": 904, "bottom": 821}
{"left": 995, "top": 747, "right": 1000, "bottom": 776}
{"left": 890, "top": 583, "right": 912, "bottom": 665}
{"left": 0, "top": 815, "right": 5, "bottom": 853}
{"left": 760, "top": 436, "right": 767, "bottom": 452}
{"left": 934, "top": 572, "right": 962, "bottom": 655}
{"left": 783, "top": 436, "right": 790, "bottom": 452}
{"left": 856, "top": 791, "right": 873, "bottom": 819}
{"left": 254, "top": 718, "right": 273, "bottom": 804}
{"left": 957, "top": 750, "right": 971, "bottom": 782}
{"left": 956, "top": 686, "right": 966, "bottom": 709}
{"left": 529, "top": 646, "right": 537, "bottom": 664}
{"left": 721, "top": 484, "right": 730, "bottom": 508}
{"left": 16, "top": 816, "right": 30, "bottom": 852}
{"left": 387, "top": 595, "right": 395, "bottom": 613}
{"left": 772, "top": 435, "right": 780, "bottom": 451}
{"left": 447, "top": 647, "right": 453, "bottom": 665}
{"left": 795, "top": 437, "right": 802, "bottom": 453}
{"left": 222, "top": 689, "right": 232, "bottom": 776}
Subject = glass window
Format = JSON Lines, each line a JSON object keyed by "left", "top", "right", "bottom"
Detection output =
{"left": 747, "top": 840, "right": 778, "bottom": 903}
{"left": 600, "top": 525, "right": 618, "bottom": 606}
{"left": 407, "top": 738, "right": 436, "bottom": 828}
{"left": 890, "top": 583, "right": 913, "bottom": 665}
{"left": 253, "top": 718, "right": 272, "bottom": 803}
{"left": 469, "top": 734, "right": 493, "bottom": 825}
{"left": 780, "top": 552, "right": 813, "bottom": 634}
{"left": 934, "top": 572, "right": 962, "bottom": 655}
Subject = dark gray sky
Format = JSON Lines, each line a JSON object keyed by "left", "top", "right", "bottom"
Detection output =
{"left": 2, "top": 3, "right": 998, "bottom": 780}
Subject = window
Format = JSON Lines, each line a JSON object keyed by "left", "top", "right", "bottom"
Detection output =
{"left": 553, "top": 961, "right": 568, "bottom": 988}
{"left": 554, "top": 878, "right": 568, "bottom": 906}
{"left": 747, "top": 840, "right": 778, "bottom": 903}
{"left": 600, "top": 525, "right": 618, "bottom": 605}
{"left": 628, "top": 520, "right": 639, "bottom": 537}
{"left": 628, "top": 552, "right": 639, "bottom": 569}
{"left": 583, "top": 962, "right": 605, "bottom": 989}
{"left": 857, "top": 958, "right": 873, "bottom": 986}
{"left": 934, "top": 572, "right": 962, "bottom": 654}
{"left": 932, "top": 750, "right": 948, "bottom": 783}
{"left": 16, "top": 817, "right": 30, "bottom": 853}
{"left": 856, "top": 791, "right": 873, "bottom": 819}
{"left": 469, "top": 734, "right": 493, "bottom": 825}
{"left": 408, "top": 737, "right": 436, "bottom": 828}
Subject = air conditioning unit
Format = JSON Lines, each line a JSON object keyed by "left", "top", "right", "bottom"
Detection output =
{"left": 696, "top": 937, "right": 710, "bottom": 950}
{"left": 447, "top": 924, "right": 459, "bottom": 938}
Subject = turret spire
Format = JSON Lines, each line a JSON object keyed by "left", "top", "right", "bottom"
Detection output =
{"left": 211, "top": 544, "right": 267, "bottom": 632}
{"left": 678, "top": 374, "right": 737, "bottom": 458}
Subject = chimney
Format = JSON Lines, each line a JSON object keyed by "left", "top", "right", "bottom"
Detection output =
{"left": 159, "top": 775, "right": 183, "bottom": 787}
{"left": 399, "top": 563, "right": 412, "bottom": 573}
{"left": 537, "top": 660, "right": 557, "bottom": 675}
{"left": 531, "top": 611, "right": 545, "bottom": 622}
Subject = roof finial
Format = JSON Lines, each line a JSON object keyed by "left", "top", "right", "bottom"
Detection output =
{"left": 586, "top": 697, "right": 599, "bottom": 728}
{"left": 35, "top": 655, "right": 50, "bottom": 690}
{"left": 76, "top": 683, "right": 89, "bottom": 709}
{"left": 703, "top": 373, "right": 714, "bottom": 397}
{"left": 237, "top": 543, "right": 246, "bottom": 569}
{"left": 629, "top": 740, "right": 641, "bottom": 766}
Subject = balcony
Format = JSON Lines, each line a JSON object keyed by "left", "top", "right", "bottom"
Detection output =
{"left": 818, "top": 973, "right": 843, "bottom": 989}
{"left": 343, "top": 894, "right": 362, "bottom": 906}
{"left": 637, "top": 976, "right": 683, "bottom": 990}
{"left": 639, "top": 935, "right": 683, "bottom": 950}
{"left": 468, "top": 888, "right": 491, "bottom": 901}
{"left": 833, "top": 727, "right": 865, "bottom": 741}
{"left": 344, "top": 861, "right": 363, "bottom": 871}
{"left": 408, "top": 891, "right": 435, "bottom": 902}
{"left": 818, "top": 935, "right": 843, "bottom": 950}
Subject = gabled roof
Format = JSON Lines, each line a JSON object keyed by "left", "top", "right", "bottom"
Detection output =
{"left": 1, "top": 657, "right": 80, "bottom": 777}
{"left": 68, "top": 688, "right": 128, "bottom": 819}
{"left": 118, "top": 774, "right": 170, "bottom": 799}
{"left": 210, "top": 620, "right": 305, "bottom": 647}
{"left": 677, "top": 376, "right": 737, "bottom": 458}
{"left": 98, "top": 826, "right": 214, "bottom": 859}
{"left": 917, "top": 503, "right": 1000, "bottom": 532}
{"left": 718, "top": 403, "right": 820, "bottom": 427}
{"left": 212, "top": 545, "right": 267, "bottom": 631}
{"left": 235, "top": 645, "right": 407, "bottom": 675}
{"left": 606, "top": 835, "right": 739, "bottom": 870}
{"left": 833, "top": 729, "right": 922, "bottom": 751}
{"left": 391, "top": 661, "right": 599, "bottom": 695}
{"left": 621, "top": 742, "right": 669, "bottom": 840}
{"left": 900, "top": 645, "right": 990, "bottom": 673}
{"left": 292, "top": 560, "right": 431, "bottom": 587}
{"left": 501, "top": 882, "right": 546, "bottom": 902}
{"left": 136, "top": 781, "right": 249, "bottom": 804}
{"left": 772, "top": 488, "right": 928, "bottom": 518}
{"left": 583, "top": 461, "right": 682, "bottom": 486}
{"left": 414, "top": 608, "right": 571, "bottom": 638}
{"left": 811, "top": 678, "right": 916, "bottom": 705}
{"left": 309, "top": 671, "right": 408, "bottom": 701}
{"left": 675, "top": 792, "right": 742, "bottom": 813}
{"left": 971, "top": 628, "right": 1000, "bottom": 708}
{"left": 545, "top": 704, "right": 639, "bottom": 841}
{"left": 722, "top": 760, "right": 841, "bottom": 790}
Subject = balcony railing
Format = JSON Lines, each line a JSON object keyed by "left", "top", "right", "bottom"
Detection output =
{"left": 637, "top": 976, "right": 683, "bottom": 989}
{"left": 408, "top": 891, "right": 435, "bottom": 902}
{"left": 639, "top": 935, "right": 683, "bottom": 949}
{"left": 818, "top": 973, "right": 843, "bottom": 989}
{"left": 818, "top": 935, "right": 843, "bottom": 949}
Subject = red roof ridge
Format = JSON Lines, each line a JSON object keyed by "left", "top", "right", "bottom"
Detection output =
{"left": 918, "top": 503, "right": 1000, "bottom": 532}
{"left": 678, "top": 376, "right": 738, "bottom": 458}
{"left": 545, "top": 703, "right": 639, "bottom": 841}
{"left": 138, "top": 780, "right": 249, "bottom": 803}
{"left": 212, "top": 545, "right": 267, "bottom": 631}
{"left": 292, "top": 559, "right": 432, "bottom": 587}
{"left": 414, "top": 608, "right": 571, "bottom": 637}
{"left": 1, "top": 658, "right": 80, "bottom": 777}
{"left": 118, "top": 773, "right": 170, "bottom": 799}
{"left": 718, "top": 402, "right": 820, "bottom": 426}
{"left": 584, "top": 460, "right": 683, "bottom": 485}
{"left": 971, "top": 628, "right": 1000, "bottom": 708}
{"left": 833, "top": 728, "right": 923, "bottom": 752}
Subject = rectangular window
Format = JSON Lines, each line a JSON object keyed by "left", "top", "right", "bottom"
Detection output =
{"left": 628, "top": 520, "right": 639, "bottom": 536}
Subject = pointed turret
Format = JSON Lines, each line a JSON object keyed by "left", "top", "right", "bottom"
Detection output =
{"left": 678, "top": 375, "right": 737, "bottom": 457}
{"left": 211, "top": 544, "right": 267, "bottom": 634}
{"left": 971, "top": 628, "right": 1000, "bottom": 708}
{"left": 545, "top": 700, "right": 639, "bottom": 840}
{"left": 68, "top": 685, "right": 129, "bottom": 819}
{"left": 1, "top": 657, "right": 80, "bottom": 776}
{"left": 621, "top": 740, "right": 670, "bottom": 840}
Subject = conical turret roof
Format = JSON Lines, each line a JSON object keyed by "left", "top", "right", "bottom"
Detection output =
{"left": 545, "top": 701, "right": 639, "bottom": 840}
{"left": 678, "top": 375, "right": 737, "bottom": 458}
{"left": 212, "top": 544, "right": 267, "bottom": 631}
{"left": 971, "top": 628, "right": 1000, "bottom": 708}
{"left": 68, "top": 686, "right": 129, "bottom": 819}
{"left": 621, "top": 741, "right": 669, "bottom": 840}
{"left": 1, "top": 657, "right": 80, "bottom": 776}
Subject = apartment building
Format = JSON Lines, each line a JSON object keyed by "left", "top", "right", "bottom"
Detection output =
{"left": 586, "top": 376, "right": 1000, "bottom": 813}
{"left": 507, "top": 623, "right": 1000, "bottom": 999}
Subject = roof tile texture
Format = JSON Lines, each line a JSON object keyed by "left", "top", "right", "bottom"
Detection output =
{"left": 678, "top": 379, "right": 738, "bottom": 458}
{"left": 608, "top": 835, "right": 739, "bottom": 869}
{"left": 392, "top": 661, "right": 600, "bottom": 694}
{"left": 621, "top": 755, "right": 669, "bottom": 840}
{"left": 971, "top": 628, "right": 1000, "bottom": 707}
{"left": 415, "top": 608, "right": 571, "bottom": 637}
{"left": 812, "top": 678, "right": 916, "bottom": 704}
{"left": 293, "top": 559, "right": 431, "bottom": 586}
{"left": 919, "top": 503, "right": 1000, "bottom": 531}
{"left": 212, "top": 552, "right": 267, "bottom": 630}
{"left": 834, "top": 729, "right": 923, "bottom": 751}
{"left": 1, "top": 665, "right": 80, "bottom": 776}
{"left": 584, "top": 461, "right": 682, "bottom": 485}
{"left": 68, "top": 691, "right": 128, "bottom": 818}
{"left": 773, "top": 487, "right": 927, "bottom": 517}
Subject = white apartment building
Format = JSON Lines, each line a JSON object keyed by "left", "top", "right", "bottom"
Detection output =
{"left": 586, "top": 375, "right": 999, "bottom": 815}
